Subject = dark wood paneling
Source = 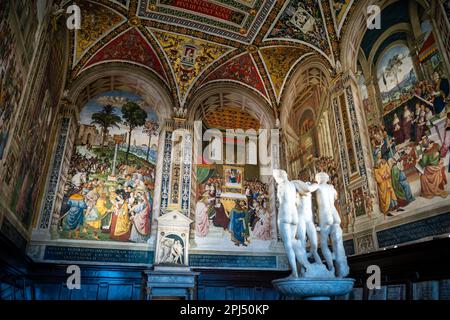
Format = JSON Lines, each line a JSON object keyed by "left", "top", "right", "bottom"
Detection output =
{"left": 1, "top": 237, "right": 449, "bottom": 300}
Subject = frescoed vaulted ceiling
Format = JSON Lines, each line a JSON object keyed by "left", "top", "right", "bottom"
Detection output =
{"left": 65, "top": 0, "right": 356, "bottom": 110}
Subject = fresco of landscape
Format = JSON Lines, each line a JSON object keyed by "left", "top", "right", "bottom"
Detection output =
{"left": 58, "top": 91, "right": 160, "bottom": 243}
{"left": 377, "top": 45, "right": 417, "bottom": 113}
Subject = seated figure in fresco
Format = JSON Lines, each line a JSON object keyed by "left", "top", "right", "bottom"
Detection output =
{"left": 62, "top": 193, "right": 88, "bottom": 239}
{"left": 195, "top": 192, "right": 210, "bottom": 237}
{"left": 389, "top": 158, "right": 415, "bottom": 207}
{"left": 228, "top": 200, "right": 249, "bottom": 246}
{"left": 418, "top": 139, "right": 448, "bottom": 199}
{"left": 374, "top": 152, "right": 398, "bottom": 215}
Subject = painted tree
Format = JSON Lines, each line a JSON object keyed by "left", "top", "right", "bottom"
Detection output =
{"left": 90, "top": 105, "right": 121, "bottom": 148}
{"left": 143, "top": 120, "right": 160, "bottom": 161}
{"left": 385, "top": 53, "right": 403, "bottom": 90}
{"left": 121, "top": 101, "right": 147, "bottom": 163}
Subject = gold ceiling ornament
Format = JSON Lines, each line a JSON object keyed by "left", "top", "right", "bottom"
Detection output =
{"left": 148, "top": 4, "right": 157, "bottom": 11}
{"left": 246, "top": 45, "right": 258, "bottom": 53}
{"left": 128, "top": 16, "right": 141, "bottom": 27}
{"left": 239, "top": 28, "right": 247, "bottom": 35}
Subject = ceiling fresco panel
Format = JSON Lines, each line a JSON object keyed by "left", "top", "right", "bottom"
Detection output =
{"left": 329, "top": 0, "right": 354, "bottom": 35}
{"left": 259, "top": 46, "right": 311, "bottom": 101}
{"left": 150, "top": 28, "right": 234, "bottom": 105}
{"left": 200, "top": 52, "right": 268, "bottom": 100}
{"left": 81, "top": 27, "right": 168, "bottom": 84}
{"left": 265, "top": 0, "right": 331, "bottom": 57}
{"left": 73, "top": 1, "right": 126, "bottom": 66}
{"left": 65, "top": 0, "right": 351, "bottom": 109}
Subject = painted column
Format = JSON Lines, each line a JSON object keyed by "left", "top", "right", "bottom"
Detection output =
{"left": 158, "top": 121, "right": 174, "bottom": 217}
{"left": 149, "top": 124, "right": 169, "bottom": 241}
{"left": 157, "top": 118, "right": 193, "bottom": 217}
{"left": 329, "top": 71, "right": 379, "bottom": 234}
{"left": 33, "top": 100, "right": 78, "bottom": 240}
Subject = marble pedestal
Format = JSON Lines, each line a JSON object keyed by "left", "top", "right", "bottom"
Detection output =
{"left": 272, "top": 278, "right": 355, "bottom": 300}
{"left": 144, "top": 265, "right": 199, "bottom": 300}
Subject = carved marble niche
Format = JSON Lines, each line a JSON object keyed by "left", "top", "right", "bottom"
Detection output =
{"left": 155, "top": 210, "right": 193, "bottom": 266}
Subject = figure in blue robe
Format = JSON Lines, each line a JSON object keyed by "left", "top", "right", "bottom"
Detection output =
{"left": 228, "top": 201, "right": 249, "bottom": 246}
{"left": 381, "top": 134, "right": 396, "bottom": 161}
{"left": 399, "top": 170, "right": 415, "bottom": 203}
{"left": 62, "top": 194, "right": 87, "bottom": 231}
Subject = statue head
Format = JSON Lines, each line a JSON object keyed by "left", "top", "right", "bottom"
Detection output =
{"left": 315, "top": 172, "right": 329, "bottom": 184}
{"left": 273, "top": 169, "right": 288, "bottom": 184}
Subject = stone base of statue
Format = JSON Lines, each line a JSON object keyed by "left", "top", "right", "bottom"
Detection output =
{"left": 273, "top": 277, "right": 354, "bottom": 300}
{"left": 272, "top": 169, "right": 355, "bottom": 300}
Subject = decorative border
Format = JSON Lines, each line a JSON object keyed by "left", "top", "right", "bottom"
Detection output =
{"left": 345, "top": 86, "right": 369, "bottom": 194}
{"left": 181, "top": 132, "right": 192, "bottom": 215}
{"left": 39, "top": 118, "right": 71, "bottom": 230}
{"left": 189, "top": 254, "right": 278, "bottom": 269}
{"left": 43, "top": 245, "right": 154, "bottom": 264}
{"left": 332, "top": 97, "right": 350, "bottom": 185}
{"left": 160, "top": 131, "right": 173, "bottom": 214}
{"left": 376, "top": 212, "right": 450, "bottom": 248}
{"left": 138, "top": 0, "right": 276, "bottom": 44}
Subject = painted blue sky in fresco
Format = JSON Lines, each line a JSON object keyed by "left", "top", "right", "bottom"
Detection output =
{"left": 80, "top": 91, "right": 158, "bottom": 146}
{"left": 377, "top": 45, "right": 416, "bottom": 93}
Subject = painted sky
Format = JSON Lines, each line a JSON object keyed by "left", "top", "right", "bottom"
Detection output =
{"left": 80, "top": 91, "right": 158, "bottom": 146}
{"left": 377, "top": 45, "right": 415, "bottom": 93}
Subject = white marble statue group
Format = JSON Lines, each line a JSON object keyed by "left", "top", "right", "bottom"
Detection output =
{"left": 273, "top": 169, "right": 349, "bottom": 279}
